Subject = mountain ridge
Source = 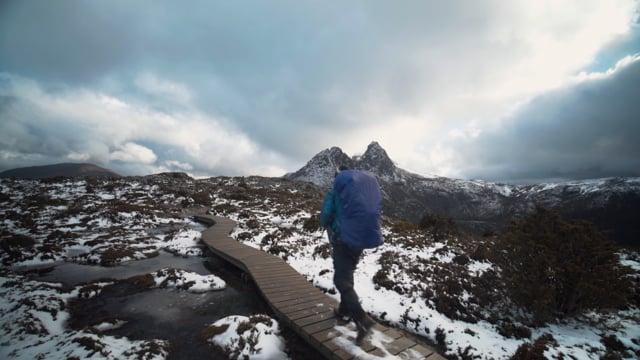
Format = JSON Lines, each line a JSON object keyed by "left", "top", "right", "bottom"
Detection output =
{"left": 0, "top": 163, "right": 121, "bottom": 179}
{"left": 285, "top": 141, "right": 640, "bottom": 246}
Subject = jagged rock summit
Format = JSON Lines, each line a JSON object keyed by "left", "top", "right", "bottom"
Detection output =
{"left": 283, "top": 147, "right": 351, "bottom": 189}
{"left": 284, "top": 141, "right": 403, "bottom": 188}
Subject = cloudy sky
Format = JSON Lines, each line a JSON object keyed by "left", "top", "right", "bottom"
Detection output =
{"left": 1, "top": 0, "right": 639, "bottom": 184}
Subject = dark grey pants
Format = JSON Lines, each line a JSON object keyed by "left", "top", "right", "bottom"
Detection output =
{"left": 332, "top": 241, "right": 365, "bottom": 325}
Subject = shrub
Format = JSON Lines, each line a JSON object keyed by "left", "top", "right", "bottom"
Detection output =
{"left": 1, "top": 234, "right": 36, "bottom": 250}
{"left": 192, "top": 191, "right": 212, "bottom": 206}
{"left": 510, "top": 334, "right": 556, "bottom": 360}
{"left": 419, "top": 213, "right": 459, "bottom": 241}
{"left": 493, "top": 206, "right": 632, "bottom": 325}
{"left": 302, "top": 216, "right": 320, "bottom": 233}
{"left": 391, "top": 220, "right": 419, "bottom": 234}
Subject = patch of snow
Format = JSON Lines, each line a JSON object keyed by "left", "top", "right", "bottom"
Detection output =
{"left": 206, "top": 315, "right": 289, "bottom": 360}
{"left": 152, "top": 268, "right": 226, "bottom": 292}
{"left": 93, "top": 319, "right": 128, "bottom": 331}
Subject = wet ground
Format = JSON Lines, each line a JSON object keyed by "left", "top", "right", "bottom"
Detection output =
{"left": 23, "top": 248, "right": 323, "bottom": 359}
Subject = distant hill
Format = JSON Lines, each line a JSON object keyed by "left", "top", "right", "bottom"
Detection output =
{"left": 285, "top": 141, "right": 640, "bottom": 246}
{"left": 0, "top": 163, "right": 121, "bottom": 179}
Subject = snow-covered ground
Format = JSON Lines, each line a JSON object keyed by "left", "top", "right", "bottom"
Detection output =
{"left": 1, "top": 175, "right": 639, "bottom": 359}
{"left": 209, "top": 176, "right": 640, "bottom": 359}
{"left": 0, "top": 177, "right": 261, "bottom": 359}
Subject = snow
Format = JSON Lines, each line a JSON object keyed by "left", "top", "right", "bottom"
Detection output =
{"left": 0, "top": 273, "right": 169, "bottom": 360}
{"left": 152, "top": 268, "right": 226, "bottom": 292}
{"left": 162, "top": 226, "right": 204, "bottom": 256}
{"left": 220, "top": 180, "right": 640, "bottom": 359}
{"left": 2, "top": 175, "right": 639, "bottom": 359}
{"left": 93, "top": 319, "right": 128, "bottom": 331}
{"left": 205, "top": 315, "right": 289, "bottom": 360}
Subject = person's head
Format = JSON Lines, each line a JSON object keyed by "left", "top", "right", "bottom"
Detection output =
{"left": 334, "top": 165, "right": 349, "bottom": 178}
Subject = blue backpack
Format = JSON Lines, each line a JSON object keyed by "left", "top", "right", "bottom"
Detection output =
{"left": 333, "top": 170, "right": 383, "bottom": 249}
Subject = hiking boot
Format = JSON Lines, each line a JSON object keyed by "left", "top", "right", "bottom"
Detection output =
{"left": 333, "top": 308, "right": 351, "bottom": 325}
{"left": 355, "top": 316, "right": 375, "bottom": 346}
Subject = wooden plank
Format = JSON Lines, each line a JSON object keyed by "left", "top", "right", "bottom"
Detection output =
{"left": 242, "top": 255, "right": 284, "bottom": 267}
{"left": 270, "top": 292, "right": 327, "bottom": 307}
{"left": 378, "top": 326, "right": 404, "bottom": 340}
{"left": 384, "top": 336, "right": 417, "bottom": 355}
{"left": 261, "top": 287, "right": 321, "bottom": 300}
{"left": 254, "top": 274, "right": 309, "bottom": 287}
{"left": 253, "top": 274, "right": 305, "bottom": 285}
{"left": 362, "top": 348, "right": 387, "bottom": 358}
{"left": 254, "top": 273, "right": 309, "bottom": 285}
{"left": 211, "top": 241, "right": 246, "bottom": 248}
{"left": 264, "top": 289, "right": 322, "bottom": 303}
{"left": 213, "top": 246, "right": 251, "bottom": 255}
{"left": 254, "top": 271, "right": 309, "bottom": 282}
{"left": 315, "top": 327, "right": 346, "bottom": 345}
{"left": 279, "top": 299, "right": 329, "bottom": 315}
{"left": 247, "top": 261, "right": 289, "bottom": 269}
{"left": 302, "top": 318, "right": 336, "bottom": 335}
{"left": 256, "top": 281, "right": 313, "bottom": 293}
{"left": 221, "top": 247, "right": 262, "bottom": 257}
{"left": 311, "top": 327, "right": 342, "bottom": 344}
{"left": 235, "top": 251, "right": 275, "bottom": 262}
{"left": 259, "top": 282, "right": 316, "bottom": 296}
{"left": 284, "top": 303, "right": 332, "bottom": 320}
{"left": 250, "top": 265, "right": 297, "bottom": 276}
{"left": 293, "top": 309, "right": 334, "bottom": 327}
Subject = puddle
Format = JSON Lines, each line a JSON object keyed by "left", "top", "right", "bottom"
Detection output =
{"left": 34, "top": 250, "right": 212, "bottom": 287}
{"left": 24, "top": 250, "right": 268, "bottom": 359}
{"left": 67, "top": 262, "right": 267, "bottom": 360}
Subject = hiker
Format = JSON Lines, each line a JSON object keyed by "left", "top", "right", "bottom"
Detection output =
{"left": 319, "top": 166, "right": 383, "bottom": 345}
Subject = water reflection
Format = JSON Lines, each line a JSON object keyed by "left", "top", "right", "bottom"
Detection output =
{"left": 36, "top": 251, "right": 212, "bottom": 286}
{"left": 67, "top": 262, "right": 267, "bottom": 360}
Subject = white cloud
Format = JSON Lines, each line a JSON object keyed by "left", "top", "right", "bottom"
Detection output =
{"left": 574, "top": 53, "right": 640, "bottom": 81}
{"left": 440, "top": 54, "right": 640, "bottom": 183}
{"left": 164, "top": 160, "right": 193, "bottom": 171}
{"left": 0, "top": 73, "right": 289, "bottom": 176}
{"left": 66, "top": 152, "right": 91, "bottom": 161}
{"left": 109, "top": 142, "right": 157, "bottom": 164}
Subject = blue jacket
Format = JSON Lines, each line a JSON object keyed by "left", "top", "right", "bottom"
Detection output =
{"left": 320, "top": 189, "right": 342, "bottom": 240}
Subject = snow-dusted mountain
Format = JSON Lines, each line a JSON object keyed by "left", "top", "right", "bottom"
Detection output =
{"left": 285, "top": 142, "right": 640, "bottom": 246}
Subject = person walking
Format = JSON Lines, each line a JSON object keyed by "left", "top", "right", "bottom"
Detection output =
{"left": 320, "top": 166, "right": 383, "bottom": 345}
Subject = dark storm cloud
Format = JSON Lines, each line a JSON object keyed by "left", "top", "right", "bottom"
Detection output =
{"left": 1, "top": 0, "right": 639, "bottom": 179}
{"left": 0, "top": 0, "right": 497, "bottom": 158}
{"left": 454, "top": 56, "right": 640, "bottom": 183}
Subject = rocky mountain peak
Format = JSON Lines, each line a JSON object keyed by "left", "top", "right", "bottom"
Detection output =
{"left": 283, "top": 146, "right": 354, "bottom": 188}
{"left": 359, "top": 141, "right": 397, "bottom": 180}
{"left": 284, "top": 142, "right": 399, "bottom": 187}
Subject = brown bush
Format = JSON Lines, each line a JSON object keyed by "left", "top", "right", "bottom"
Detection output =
{"left": 510, "top": 334, "right": 556, "bottom": 360}
{"left": 302, "top": 216, "right": 321, "bottom": 233}
{"left": 419, "top": 213, "right": 459, "bottom": 241}
{"left": 493, "top": 206, "right": 633, "bottom": 325}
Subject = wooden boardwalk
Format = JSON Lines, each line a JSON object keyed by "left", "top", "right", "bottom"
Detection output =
{"left": 194, "top": 214, "right": 446, "bottom": 360}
